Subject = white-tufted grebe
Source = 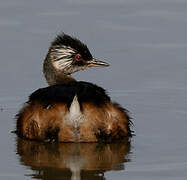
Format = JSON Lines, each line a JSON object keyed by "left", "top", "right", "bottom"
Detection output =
{"left": 16, "top": 33, "right": 132, "bottom": 142}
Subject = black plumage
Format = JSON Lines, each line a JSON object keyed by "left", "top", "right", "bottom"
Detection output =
{"left": 29, "top": 81, "right": 110, "bottom": 109}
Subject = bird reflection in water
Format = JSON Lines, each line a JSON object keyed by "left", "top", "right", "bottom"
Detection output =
{"left": 16, "top": 138, "right": 131, "bottom": 180}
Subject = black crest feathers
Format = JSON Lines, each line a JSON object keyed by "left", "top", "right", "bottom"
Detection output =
{"left": 51, "top": 33, "right": 93, "bottom": 60}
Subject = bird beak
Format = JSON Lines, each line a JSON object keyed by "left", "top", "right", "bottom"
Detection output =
{"left": 87, "top": 58, "right": 110, "bottom": 68}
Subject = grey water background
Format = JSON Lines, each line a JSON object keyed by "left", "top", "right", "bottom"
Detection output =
{"left": 0, "top": 0, "right": 187, "bottom": 179}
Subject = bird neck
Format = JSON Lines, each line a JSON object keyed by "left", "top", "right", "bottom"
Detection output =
{"left": 43, "top": 54, "right": 76, "bottom": 86}
{"left": 53, "top": 73, "right": 76, "bottom": 85}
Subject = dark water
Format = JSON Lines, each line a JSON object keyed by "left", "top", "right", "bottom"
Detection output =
{"left": 0, "top": 0, "right": 187, "bottom": 179}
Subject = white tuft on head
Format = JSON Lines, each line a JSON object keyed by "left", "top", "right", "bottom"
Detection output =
{"left": 51, "top": 45, "right": 76, "bottom": 72}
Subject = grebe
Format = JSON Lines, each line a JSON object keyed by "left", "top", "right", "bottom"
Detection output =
{"left": 16, "top": 33, "right": 132, "bottom": 142}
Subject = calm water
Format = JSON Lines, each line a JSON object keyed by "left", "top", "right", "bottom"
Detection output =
{"left": 0, "top": 0, "right": 187, "bottom": 179}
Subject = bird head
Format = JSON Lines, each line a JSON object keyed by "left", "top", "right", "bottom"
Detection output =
{"left": 47, "top": 33, "right": 109, "bottom": 75}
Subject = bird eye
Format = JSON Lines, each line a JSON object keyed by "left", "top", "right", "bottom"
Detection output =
{"left": 75, "top": 54, "right": 82, "bottom": 61}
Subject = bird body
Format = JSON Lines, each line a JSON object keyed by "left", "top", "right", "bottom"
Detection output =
{"left": 16, "top": 33, "right": 132, "bottom": 142}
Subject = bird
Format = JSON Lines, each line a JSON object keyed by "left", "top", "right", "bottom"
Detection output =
{"left": 16, "top": 33, "right": 132, "bottom": 142}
